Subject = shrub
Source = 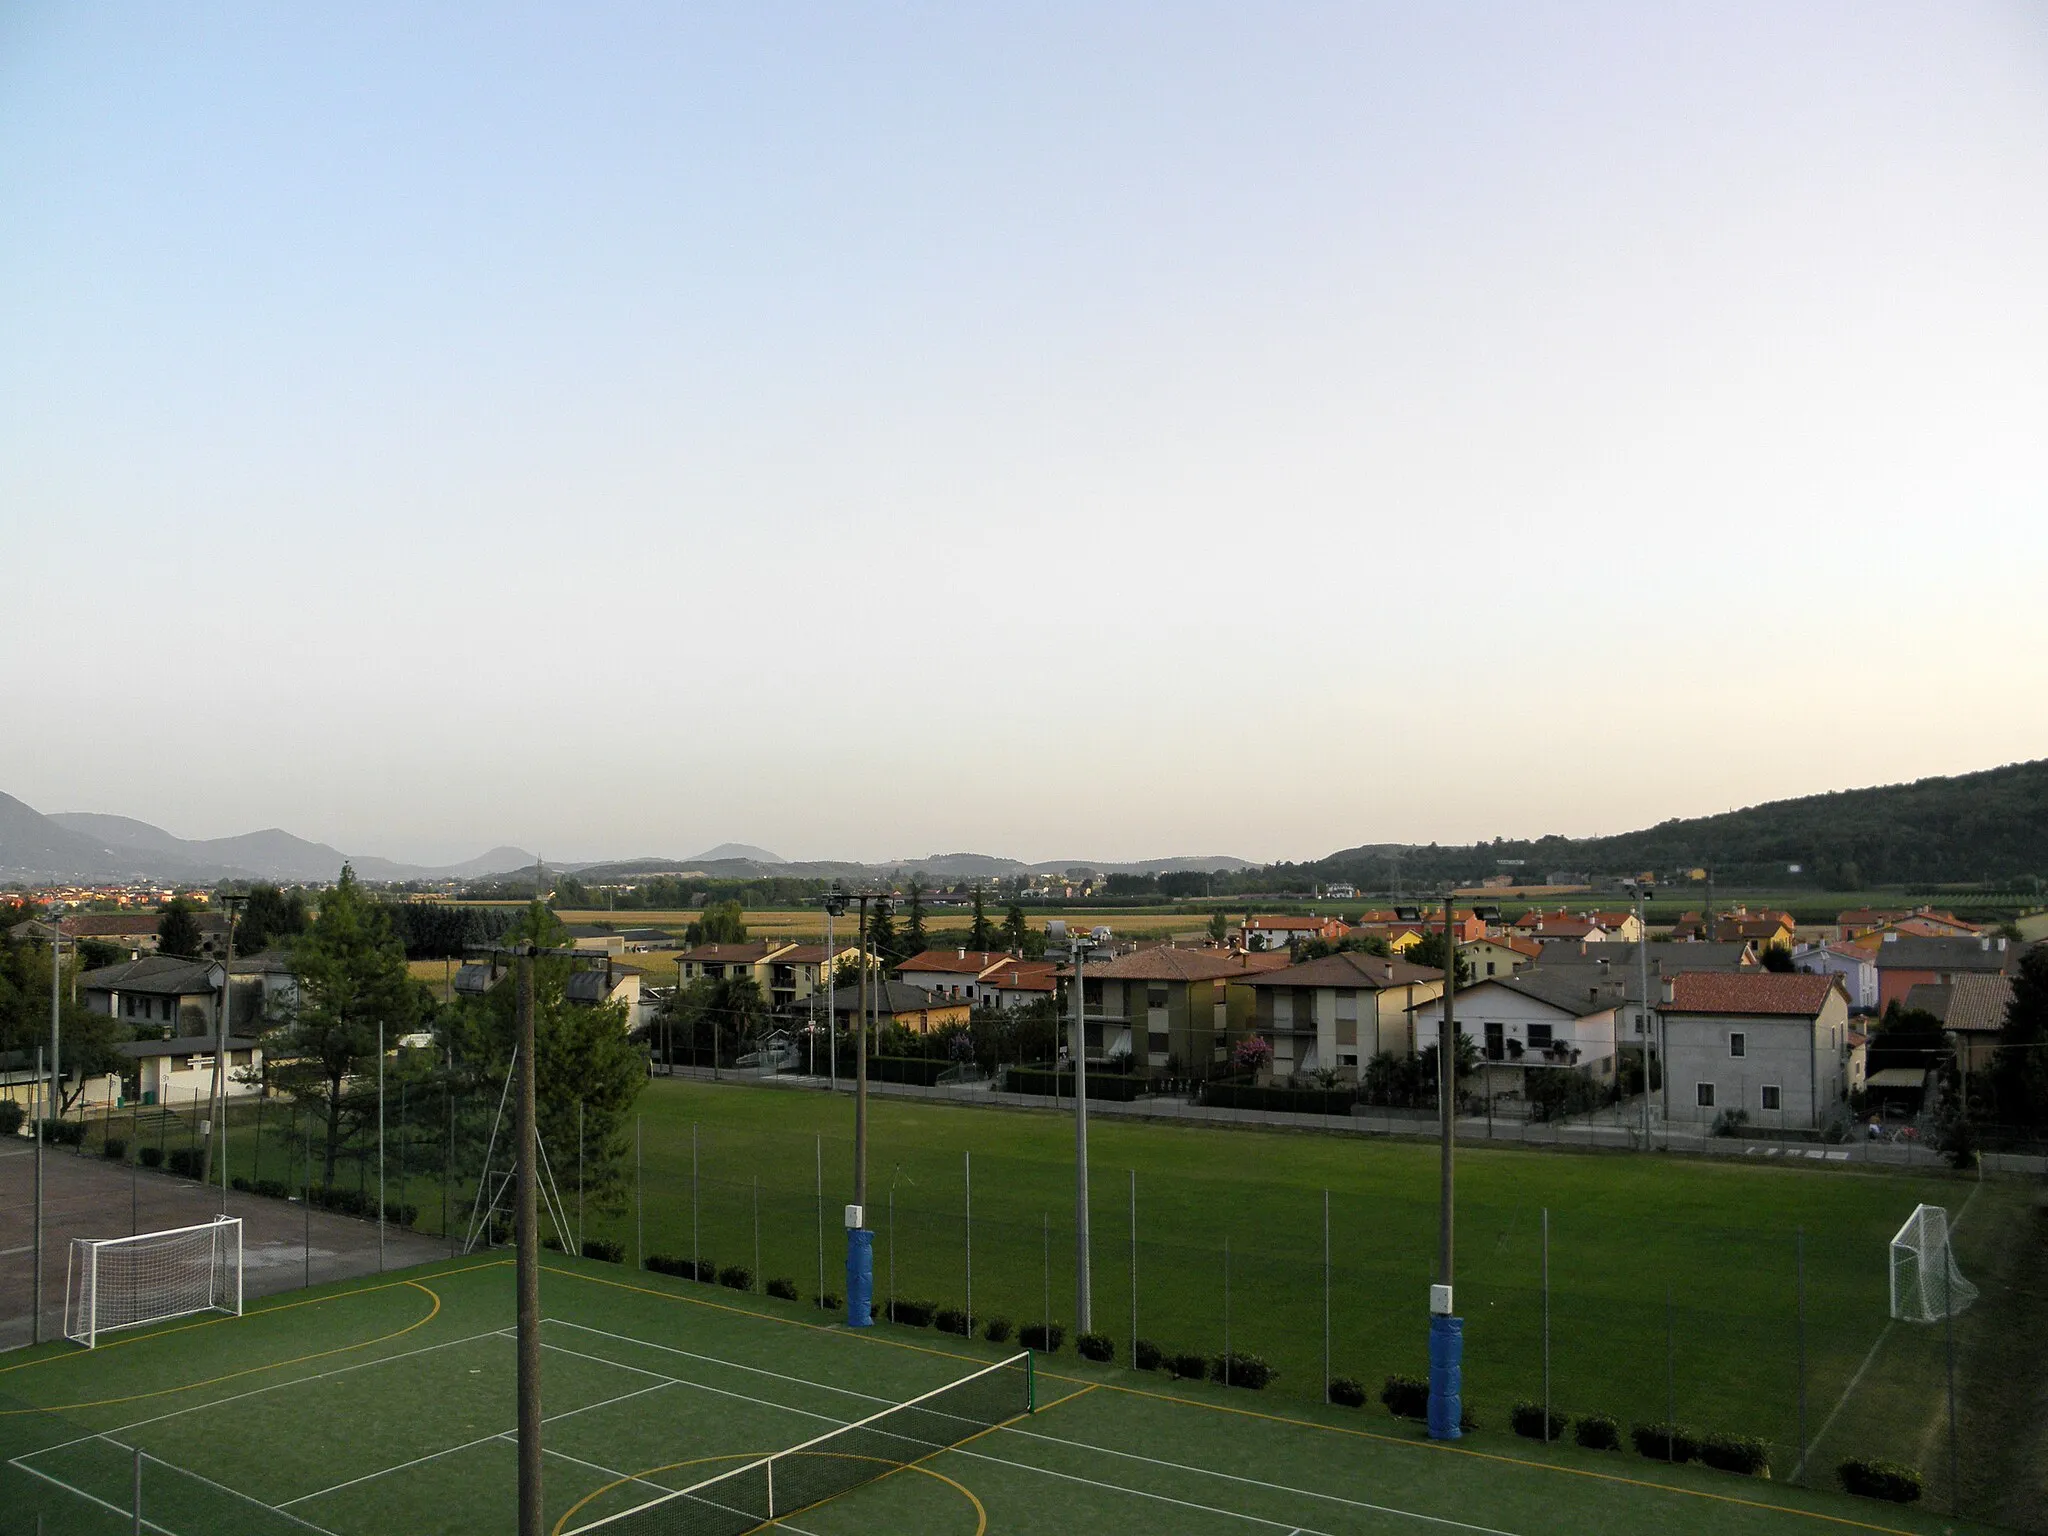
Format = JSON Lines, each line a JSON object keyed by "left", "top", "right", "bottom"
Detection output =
{"left": 717, "top": 1265, "right": 753, "bottom": 1292}
{"left": 1210, "top": 1352, "right": 1273, "bottom": 1390}
{"left": 1574, "top": 1413, "right": 1621, "bottom": 1451}
{"left": 1381, "top": 1375, "right": 1429, "bottom": 1420}
{"left": 1076, "top": 1332, "right": 1115, "bottom": 1363}
{"left": 165, "top": 1147, "right": 203, "bottom": 1178}
{"left": 1019, "top": 1322, "right": 1066, "bottom": 1353}
{"left": 1838, "top": 1459, "right": 1922, "bottom": 1503}
{"left": 1132, "top": 1338, "right": 1163, "bottom": 1372}
{"left": 1511, "top": 1401, "right": 1568, "bottom": 1441}
{"left": 1166, "top": 1352, "right": 1208, "bottom": 1381}
{"left": 889, "top": 1299, "right": 937, "bottom": 1328}
{"left": 138, "top": 1145, "right": 164, "bottom": 1168}
{"left": 1328, "top": 1377, "right": 1367, "bottom": 1409}
{"left": 231, "top": 1175, "right": 253, "bottom": 1192}
{"left": 645, "top": 1254, "right": 696, "bottom": 1279}
{"left": 817, "top": 1291, "right": 843, "bottom": 1312}
{"left": 765, "top": 1277, "right": 799, "bottom": 1301}
{"left": 935, "top": 1308, "right": 970, "bottom": 1336}
{"left": 103, "top": 1136, "right": 128, "bottom": 1160}
{"left": 582, "top": 1238, "right": 625, "bottom": 1264}
{"left": 37, "top": 1119, "right": 86, "bottom": 1146}
{"left": 1710, "top": 1109, "right": 1750, "bottom": 1138}
{"left": 254, "top": 1178, "right": 289, "bottom": 1199}
{"left": 0, "top": 1101, "right": 22, "bottom": 1135}
{"left": 982, "top": 1316, "right": 1013, "bottom": 1344}
{"left": 1631, "top": 1423, "right": 1700, "bottom": 1463}
{"left": 1699, "top": 1433, "right": 1770, "bottom": 1477}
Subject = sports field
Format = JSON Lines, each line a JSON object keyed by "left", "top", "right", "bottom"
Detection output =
{"left": 0, "top": 1251, "right": 2006, "bottom": 1536}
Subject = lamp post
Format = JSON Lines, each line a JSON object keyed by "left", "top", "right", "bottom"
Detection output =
{"left": 844, "top": 886, "right": 889, "bottom": 1327}
{"left": 1044, "top": 920, "right": 1109, "bottom": 1336}
{"left": 824, "top": 885, "right": 847, "bottom": 1093}
{"left": 1625, "top": 878, "right": 1655, "bottom": 1148}
{"left": 203, "top": 894, "right": 246, "bottom": 1197}
{"left": 1427, "top": 891, "right": 1463, "bottom": 1440}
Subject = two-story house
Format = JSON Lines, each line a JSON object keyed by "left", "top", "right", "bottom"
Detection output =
{"left": 1235, "top": 953, "right": 1446, "bottom": 1080}
{"left": 896, "top": 949, "right": 1055, "bottom": 1008}
{"left": 1790, "top": 940, "right": 1879, "bottom": 1011}
{"left": 1413, "top": 972, "right": 1621, "bottom": 1107}
{"left": 1071, "top": 946, "right": 1292, "bottom": 1070}
{"left": 78, "top": 954, "right": 225, "bottom": 1036}
{"left": 1657, "top": 971, "right": 1852, "bottom": 1130}
{"left": 1874, "top": 934, "right": 2024, "bottom": 1014}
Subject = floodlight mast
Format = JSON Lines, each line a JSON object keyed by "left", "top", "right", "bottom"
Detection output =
{"left": 844, "top": 884, "right": 887, "bottom": 1327}
{"left": 1626, "top": 878, "right": 1655, "bottom": 1148}
{"left": 1427, "top": 891, "right": 1462, "bottom": 1441}
{"left": 1046, "top": 921, "right": 1103, "bottom": 1335}
{"left": 515, "top": 944, "right": 543, "bottom": 1536}
{"left": 824, "top": 885, "right": 848, "bottom": 1094}
{"left": 203, "top": 894, "right": 245, "bottom": 1197}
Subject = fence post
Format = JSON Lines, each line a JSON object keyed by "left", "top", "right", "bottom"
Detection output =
{"left": 1796, "top": 1227, "right": 1807, "bottom": 1482}
{"left": 1130, "top": 1170, "right": 1139, "bottom": 1365}
{"left": 752, "top": 1176, "right": 761, "bottom": 1292}
{"left": 964, "top": 1151, "right": 973, "bottom": 1335}
{"left": 1223, "top": 1236, "right": 1232, "bottom": 1387}
{"left": 691, "top": 1123, "right": 700, "bottom": 1275}
{"left": 635, "top": 1115, "right": 644, "bottom": 1272}
{"left": 1665, "top": 1281, "right": 1675, "bottom": 1459}
{"left": 577, "top": 1100, "right": 585, "bottom": 1255}
{"left": 1323, "top": 1189, "right": 1331, "bottom": 1405}
{"left": 815, "top": 1134, "right": 824, "bottom": 1307}
{"left": 1042, "top": 1213, "right": 1050, "bottom": 1340}
{"left": 889, "top": 1186, "right": 896, "bottom": 1320}
{"left": 1946, "top": 1274, "right": 1959, "bottom": 1514}
{"left": 133, "top": 1445, "right": 142, "bottom": 1536}
{"left": 1542, "top": 1207, "right": 1551, "bottom": 1442}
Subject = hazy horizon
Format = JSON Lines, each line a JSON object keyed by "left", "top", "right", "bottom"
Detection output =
{"left": 6, "top": 3, "right": 2045, "bottom": 867}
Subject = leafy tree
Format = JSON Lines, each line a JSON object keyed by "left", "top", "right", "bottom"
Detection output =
{"left": 686, "top": 899, "right": 747, "bottom": 946}
{"left": 236, "top": 885, "right": 309, "bottom": 953}
{"left": 1002, "top": 903, "right": 1030, "bottom": 953}
{"left": 1760, "top": 946, "right": 1796, "bottom": 973}
{"left": 904, "top": 879, "right": 928, "bottom": 956}
{"left": 1206, "top": 911, "right": 1230, "bottom": 944}
{"left": 1991, "top": 946, "right": 2048, "bottom": 1125}
{"left": 1406, "top": 931, "right": 1474, "bottom": 986}
{"left": 656, "top": 974, "right": 768, "bottom": 1065}
{"left": 271, "top": 866, "right": 417, "bottom": 1185}
{"left": 157, "top": 899, "right": 204, "bottom": 960}
{"left": 967, "top": 887, "right": 994, "bottom": 952}
{"left": 0, "top": 929, "right": 121, "bottom": 1108}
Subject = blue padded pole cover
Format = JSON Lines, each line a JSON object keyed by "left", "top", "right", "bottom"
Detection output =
{"left": 845, "top": 1227, "right": 874, "bottom": 1328}
{"left": 1427, "top": 1314, "right": 1463, "bottom": 1440}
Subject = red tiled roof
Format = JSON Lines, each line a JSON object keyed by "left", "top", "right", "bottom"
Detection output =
{"left": 1082, "top": 947, "right": 1292, "bottom": 982}
{"left": 678, "top": 942, "right": 785, "bottom": 963}
{"left": 897, "top": 949, "right": 1013, "bottom": 977}
{"left": 1662, "top": 972, "right": 1842, "bottom": 1017}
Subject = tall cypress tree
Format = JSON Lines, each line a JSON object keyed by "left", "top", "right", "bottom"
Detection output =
{"left": 904, "top": 878, "right": 928, "bottom": 957}
{"left": 967, "top": 886, "right": 995, "bottom": 951}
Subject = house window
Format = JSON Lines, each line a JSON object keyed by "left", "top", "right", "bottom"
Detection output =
{"left": 1729, "top": 1032, "right": 1746, "bottom": 1058}
{"left": 1528, "top": 1023, "right": 1553, "bottom": 1048}
{"left": 1697, "top": 1082, "right": 1716, "bottom": 1108}
{"left": 1147, "top": 985, "right": 1169, "bottom": 1011}
{"left": 1485, "top": 962, "right": 1497, "bottom": 977}
{"left": 1761, "top": 1085, "right": 1782, "bottom": 1111}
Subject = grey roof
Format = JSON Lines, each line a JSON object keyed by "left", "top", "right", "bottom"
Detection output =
{"left": 1531, "top": 941, "right": 1754, "bottom": 972}
{"left": 228, "top": 950, "right": 298, "bottom": 976}
{"left": 828, "top": 982, "right": 962, "bottom": 1016}
{"left": 1902, "top": 983, "right": 1953, "bottom": 1022}
{"left": 117, "top": 1035, "right": 260, "bottom": 1058}
{"left": 77, "top": 955, "right": 223, "bottom": 997}
{"left": 616, "top": 928, "right": 677, "bottom": 943}
{"left": 565, "top": 968, "right": 641, "bottom": 1004}
{"left": 1873, "top": 935, "right": 2023, "bottom": 973}
{"left": 1235, "top": 952, "right": 1444, "bottom": 991}
{"left": 453, "top": 963, "right": 504, "bottom": 994}
{"left": 1463, "top": 971, "right": 1627, "bottom": 1018}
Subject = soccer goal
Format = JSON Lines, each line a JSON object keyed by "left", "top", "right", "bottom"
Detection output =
{"left": 1889, "top": 1203, "right": 1978, "bottom": 1323}
{"left": 65, "top": 1217, "right": 243, "bottom": 1349}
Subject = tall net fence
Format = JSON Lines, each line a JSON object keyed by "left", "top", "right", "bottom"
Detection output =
{"left": 564, "top": 1352, "right": 1030, "bottom": 1535}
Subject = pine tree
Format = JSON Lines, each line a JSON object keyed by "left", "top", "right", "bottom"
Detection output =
{"left": 1003, "top": 902, "right": 1029, "bottom": 953}
{"left": 867, "top": 900, "right": 900, "bottom": 969}
{"left": 904, "top": 878, "right": 928, "bottom": 956}
{"left": 967, "top": 886, "right": 994, "bottom": 951}
{"left": 156, "top": 899, "right": 204, "bottom": 959}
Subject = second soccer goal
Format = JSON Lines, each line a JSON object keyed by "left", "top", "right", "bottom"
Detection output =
{"left": 64, "top": 1216, "right": 244, "bottom": 1349}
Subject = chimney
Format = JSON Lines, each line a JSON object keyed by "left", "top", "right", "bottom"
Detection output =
{"left": 1979, "top": 936, "right": 1990, "bottom": 951}
{"left": 1883, "top": 930, "right": 1898, "bottom": 943}
{"left": 1660, "top": 976, "right": 1675, "bottom": 1005}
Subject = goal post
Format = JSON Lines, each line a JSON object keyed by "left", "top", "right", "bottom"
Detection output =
{"left": 64, "top": 1217, "right": 244, "bottom": 1349}
{"left": 1888, "top": 1203, "right": 1977, "bottom": 1323}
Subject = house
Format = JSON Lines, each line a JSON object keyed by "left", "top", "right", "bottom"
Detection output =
{"left": 825, "top": 982, "right": 972, "bottom": 1036}
{"left": 1241, "top": 915, "right": 1350, "bottom": 951}
{"left": 980, "top": 959, "right": 1058, "bottom": 1010}
{"left": 78, "top": 955, "right": 225, "bottom": 1035}
{"left": 1656, "top": 972, "right": 1852, "bottom": 1131}
{"left": 1413, "top": 972, "right": 1622, "bottom": 1106}
{"left": 1873, "top": 934, "right": 2022, "bottom": 1014}
{"left": 1235, "top": 953, "right": 1447, "bottom": 1081}
{"left": 1321, "top": 883, "right": 1357, "bottom": 900}
{"left": 227, "top": 950, "right": 300, "bottom": 1026}
{"left": 1465, "top": 934, "right": 1541, "bottom": 983}
{"left": 1903, "top": 972, "right": 2013, "bottom": 1078}
{"left": 677, "top": 941, "right": 799, "bottom": 997}
{"left": 615, "top": 928, "right": 680, "bottom": 952}
{"left": 1590, "top": 911, "right": 1645, "bottom": 945}
{"left": 115, "top": 1034, "right": 263, "bottom": 1107}
{"left": 565, "top": 960, "right": 648, "bottom": 1029}
{"left": 563, "top": 925, "right": 627, "bottom": 956}
{"left": 1529, "top": 943, "right": 1756, "bottom": 1046}
{"left": 1790, "top": 941, "right": 1878, "bottom": 1011}
{"left": 767, "top": 944, "right": 862, "bottom": 1012}
{"left": 1839, "top": 907, "right": 1981, "bottom": 942}
{"left": 897, "top": 950, "right": 1026, "bottom": 1005}
{"left": 1669, "top": 908, "right": 1797, "bottom": 953}
{"left": 1072, "top": 946, "right": 1294, "bottom": 1070}
{"left": 60, "top": 911, "right": 233, "bottom": 959}
{"left": 1511, "top": 910, "right": 1612, "bottom": 945}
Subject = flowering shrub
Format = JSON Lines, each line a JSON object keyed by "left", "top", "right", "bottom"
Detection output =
{"left": 1232, "top": 1036, "right": 1273, "bottom": 1073}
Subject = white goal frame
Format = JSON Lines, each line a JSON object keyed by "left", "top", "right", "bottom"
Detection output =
{"left": 64, "top": 1217, "right": 243, "bottom": 1349}
{"left": 1888, "top": 1203, "right": 1977, "bottom": 1323}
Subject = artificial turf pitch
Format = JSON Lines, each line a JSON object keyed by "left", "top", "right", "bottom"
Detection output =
{"left": 0, "top": 1253, "right": 2001, "bottom": 1536}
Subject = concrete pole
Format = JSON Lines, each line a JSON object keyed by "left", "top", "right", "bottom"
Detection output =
{"left": 203, "top": 903, "right": 238, "bottom": 1190}
{"left": 515, "top": 950, "right": 543, "bottom": 1536}
{"left": 826, "top": 904, "right": 837, "bottom": 1091}
{"left": 854, "top": 900, "right": 869, "bottom": 1211}
{"left": 1636, "top": 882, "right": 1653, "bottom": 1147}
{"left": 1073, "top": 941, "right": 1092, "bottom": 1335}
{"left": 49, "top": 933, "right": 61, "bottom": 1129}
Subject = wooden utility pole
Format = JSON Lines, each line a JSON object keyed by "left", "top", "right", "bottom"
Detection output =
{"left": 515, "top": 948, "right": 543, "bottom": 1536}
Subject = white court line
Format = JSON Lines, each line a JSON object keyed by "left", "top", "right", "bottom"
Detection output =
{"left": 6, "top": 1454, "right": 177, "bottom": 1535}
{"left": 543, "top": 1317, "right": 896, "bottom": 1406}
{"left": 281, "top": 1378, "right": 680, "bottom": 1508}
{"left": 993, "top": 1424, "right": 1525, "bottom": 1536}
{"left": 945, "top": 1443, "right": 1335, "bottom": 1534}
{"left": 99, "top": 1435, "right": 340, "bottom": 1536}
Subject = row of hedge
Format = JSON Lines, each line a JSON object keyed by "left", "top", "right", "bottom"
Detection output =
{"left": 1130, "top": 1338, "right": 1275, "bottom": 1389}
{"left": 1003, "top": 1069, "right": 1143, "bottom": 1102}
{"left": 1198, "top": 1083, "right": 1358, "bottom": 1116}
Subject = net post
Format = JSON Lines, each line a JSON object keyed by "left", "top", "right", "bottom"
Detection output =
{"left": 132, "top": 1444, "right": 142, "bottom": 1536}
{"left": 1027, "top": 1349, "right": 1036, "bottom": 1413}
{"left": 765, "top": 1456, "right": 775, "bottom": 1519}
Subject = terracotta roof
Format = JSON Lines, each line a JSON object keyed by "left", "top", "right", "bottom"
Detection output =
{"left": 1235, "top": 952, "right": 1444, "bottom": 991}
{"left": 1082, "top": 947, "right": 1291, "bottom": 982}
{"left": 1472, "top": 934, "right": 1542, "bottom": 958}
{"left": 1662, "top": 972, "right": 1843, "bottom": 1017}
{"left": 678, "top": 942, "right": 787, "bottom": 964}
{"left": 1243, "top": 916, "right": 1330, "bottom": 932}
{"left": 984, "top": 963, "right": 1056, "bottom": 991}
{"left": 897, "top": 949, "right": 1013, "bottom": 977}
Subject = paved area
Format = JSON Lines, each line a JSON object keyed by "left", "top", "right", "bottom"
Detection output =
{"left": 0, "top": 1138, "right": 451, "bottom": 1352}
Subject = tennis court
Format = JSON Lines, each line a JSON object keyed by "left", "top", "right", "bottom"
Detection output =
{"left": 0, "top": 1253, "right": 2006, "bottom": 1536}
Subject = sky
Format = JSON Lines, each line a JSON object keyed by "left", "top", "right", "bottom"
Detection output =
{"left": 3, "top": 3, "right": 2045, "bottom": 868}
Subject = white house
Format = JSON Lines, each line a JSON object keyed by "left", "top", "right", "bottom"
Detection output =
{"left": 1236, "top": 953, "right": 1447, "bottom": 1080}
{"left": 1656, "top": 972, "right": 1852, "bottom": 1131}
{"left": 1413, "top": 972, "right": 1621, "bottom": 1106}
{"left": 1790, "top": 942, "right": 1877, "bottom": 1011}
{"left": 116, "top": 1035, "right": 264, "bottom": 1107}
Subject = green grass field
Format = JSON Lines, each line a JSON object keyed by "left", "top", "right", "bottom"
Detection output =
{"left": 0, "top": 1250, "right": 2008, "bottom": 1536}
{"left": 64, "top": 1075, "right": 2027, "bottom": 1519}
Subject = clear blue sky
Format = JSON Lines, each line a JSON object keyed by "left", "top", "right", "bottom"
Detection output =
{"left": 4, "top": 3, "right": 2044, "bottom": 866}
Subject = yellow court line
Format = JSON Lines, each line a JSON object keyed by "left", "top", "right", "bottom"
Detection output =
{"left": 0, "top": 1280, "right": 444, "bottom": 1416}
{"left": 1032, "top": 1374, "right": 1922, "bottom": 1536}
{"left": 549, "top": 1450, "right": 987, "bottom": 1536}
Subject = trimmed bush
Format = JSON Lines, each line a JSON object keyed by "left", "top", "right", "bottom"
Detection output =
{"left": 1838, "top": 1459, "right": 1922, "bottom": 1504}
{"left": 1004, "top": 1069, "right": 1142, "bottom": 1102}
{"left": 103, "top": 1137, "right": 128, "bottom": 1160}
{"left": 1699, "top": 1433, "right": 1770, "bottom": 1477}
{"left": 0, "top": 1101, "right": 23, "bottom": 1135}
{"left": 1167, "top": 1352, "right": 1208, "bottom": 1381}
{"left": 1511, "top": 1401, "right": 1568, "bottom": 1441}
{"left": 1133, "top": 1338, "right": 1164, "bottom": 1372}
{"left": 254, "top": 1178, "right": 289, "bottom": 1199}
{"left": 1328, "top": 1377, "right": 1367, "bottom": 1409}
{"left": 1198, "top": 1083, "right": 1358, "bottom": 1116}
{"left": 1210, "top": 1352, "right": 1273, "bottom": 1390}
{"left": 717, "top": 1265, "right": 753, "bottom": 1292}
{"left": 37, "top": 1119, "right": 87, "bottom": 1147}
{"left": 645, "top": 1253, "right": 693, "bottom": 1278}
{"left": 935, "top": 1308, "right": 970, "bottom": 1336}
{"left": 231, "top": 1175, "right": 253, "bottom": 1192}
{"left": 582, "top": 1239, "right": 625, "bottom": 1264}
{"left": 817, "top": 1292, "right": 843, "bottom": 1312}
{"left": 1020, "top": 1322, "right": 1066, "bottom": 1353}
{"left": 1076, "top": 1332, "right": 1115, "bottom": 1364}
{"left": 982, "top": 1316, "right": 1013, "bottom": 1344}
{"left": 1631, "top": 1423, "right": 1700, "bottom": 1463}
{"left": 864, "top": 1057, "right": 952, "bottom": 1087}
{"left": 166, "top": 1147, "right": 202, "bottom": 1178}
{"left": 766, "top": 1277, "right": 799, "bottom": 1301}
{"left": 889, "top": 1299, "right": 937, "bottom": 1328}
{"left": 1574, "top": 1413, "right": 1621, "bottom": 1451}
{"left": 1381, "top": 1375, "right": 1429, "bottom": 1420}
{"left": 138, "top": 1145, "right": 164, "bottom": 1168}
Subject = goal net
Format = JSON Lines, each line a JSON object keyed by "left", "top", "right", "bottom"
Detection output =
{"left": 1888, "top": 1203, "right": 1977, "bottom": 1323}
{"left": 64, "top": 1217, "right": 243, "bottom": 1349}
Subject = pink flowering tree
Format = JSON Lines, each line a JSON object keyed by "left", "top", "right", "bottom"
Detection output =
{"left": 1232, "top": 1035, "right": 1273, "bottom": 1074}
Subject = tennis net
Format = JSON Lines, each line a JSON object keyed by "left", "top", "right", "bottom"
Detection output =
{"left": 562, "top": 1350, "right": 1032, "bottom": 1535}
